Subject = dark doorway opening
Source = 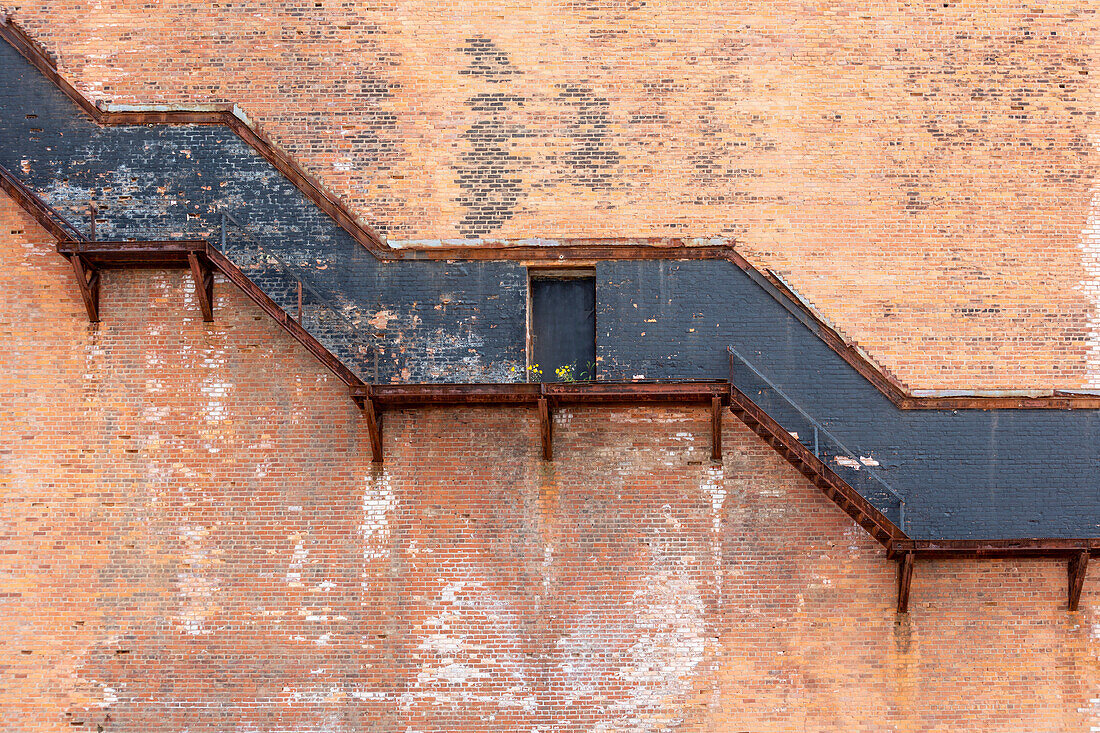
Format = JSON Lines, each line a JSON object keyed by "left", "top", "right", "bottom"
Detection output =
{"left": 529, "top": 274, "right": 596, "bottom": 382}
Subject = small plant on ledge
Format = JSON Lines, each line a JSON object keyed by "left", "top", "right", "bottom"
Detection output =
{"left": 555, "top": 361, "right": 596, "bottom": 383}
{"left": 513, "top": 362, "right": 596, "bottom": 383}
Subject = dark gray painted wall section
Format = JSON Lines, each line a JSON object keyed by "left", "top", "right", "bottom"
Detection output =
{"left": 0, "top": 40, "right": 527, "bottom": 384}
{"left": 598, "top": 260, "right": 1100, "bottom": 540}
{"left": 3, "top": 40, "right": 1098, "bottom": 540}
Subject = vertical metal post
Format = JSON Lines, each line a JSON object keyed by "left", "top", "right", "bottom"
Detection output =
{"left": 89, "top": 202, "right": 96, "bottom": 241}
{"left": 896, "top": 551, "right": 914, "bottom": 614}
{"left": 813, "top": 426, "right": 819, "bottom": 458}
{"left": 296, "top": 281, "right": 303, "bottom": 323}
{"left": 219, "top": 212, "right": 227, "bottom": 252}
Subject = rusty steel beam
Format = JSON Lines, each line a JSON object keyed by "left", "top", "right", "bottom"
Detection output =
{"left": 358, "top": 383, "right": 542, "bottom": 406}
{"left": 898, "top": 394, "right": 1100, "bottom": 410}
{"left": 187, "top": 252, "right": 215, "bottom": 322}
{"left": 1069, "top": 551, "right": 1089, "bottom": 612}
{"left": 68, "top": 254, "right": 99, "bottom": 322}
{"left": 57, "top": 240, "right": 207, "bottom": 268}
{"left": 726, "top": 383, "right": 906, "bottom": 548}
{"left": 888, "top": 539, "right": 1098, "bottom": 560}
{"left": 538, "top": 396, "right": 552, "bottom": 461}
{"left": 545, "top": 381, "right": 728, "bottom": 403}
{"left": 711, "top": 395, "right": 723, "bottom": 461}
{"left": 396, "top": 242, "right": 747, "bottom": 265}
{"left": 897, "top": 552, "right": 915, "bottom": 614}
{"left": 354, "top": 381, "right": 732, "bottom": 406}
{"left": 358, "top": 393, "right": 383, "bottom": 464}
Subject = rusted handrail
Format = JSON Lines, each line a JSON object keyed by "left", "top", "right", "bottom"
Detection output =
{"left": 0, "top": 162, "right": 86, "bottom": 242}
{"left": 729, "top": 346, "right": 906, "bottom": 531}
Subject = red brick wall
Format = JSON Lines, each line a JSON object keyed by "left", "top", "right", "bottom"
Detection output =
{"left": 7, "top": 1, "right": 1100, "bottom": 389}
{"left": 3, "top": 193, "right": 1098, "bottom": 731}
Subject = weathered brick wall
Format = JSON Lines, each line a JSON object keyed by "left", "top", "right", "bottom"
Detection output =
{"left": 4, "top": 194, "right": 1100, "bottom": 730}
{"left": 7, "top": 0, "right": 1100, "bottom": 389}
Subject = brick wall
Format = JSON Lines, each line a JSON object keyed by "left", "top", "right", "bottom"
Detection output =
{"left": 7, "top": 0, "right": 1100, "bottom": 389}
{"left": 4, "top": 193, "right": 1099, "bottom": 730}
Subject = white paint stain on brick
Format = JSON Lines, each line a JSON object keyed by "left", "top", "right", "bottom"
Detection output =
{"left": 175, "top": 524, "right": 219, "bottom": 635}
{"left": 401, "top": 575, "right": 537, "bottom": 714}
{"left": 360, "top": 470, "right": 396, "bottom": 562}
{"left": 605, "top": 569, "right": 706, "bottom": 731}
{"left": 542, "top": 544, "right": 554, "bottom": 591}
{"left": 200, "top": 376, "right": 231, "bottom": 423}
{"left": 99, "top": 686, "right": 118, "bottom": 707}
{"left": 193, "top": 341, "right": 233, "bottom": 429}
{"left": 1080, "top": 132, "right": 1100, "bottom": 387}
{"left": 701, "top": 466, "right": 726, "bottom": 536}
{"left": 554, "top": 508, "right": 709, "bottom": 731}
{"left": 1086, "top": 622, "right": 1100, "bottom": 730}
{"left": 285, "top": 535, "right": 308, "bottom": 587}
{"left": 79, "top": 667, "right": 125, "bottom": 713}
{"left": 701, "top": 465, "right": 727, "bottom": 611}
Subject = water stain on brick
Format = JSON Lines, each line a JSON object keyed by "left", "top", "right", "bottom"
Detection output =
{"left": 454, "top": 40, "right": 529, "bottom": 237}
{"left": 556, "top": 84, "right": 621, "bottom": 191}
{"left": 457, "top": 37, "right": 521, "bottom": 83}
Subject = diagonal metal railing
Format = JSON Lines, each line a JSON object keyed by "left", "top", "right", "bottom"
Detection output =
{"left": 729, "top": 345, "right": 906, "bottom": 531}
{"left": 0, "top": 162, "right": 87, "bottom": 242}
{"left": 215, "top": 210, "right": 382, "bottom": 382}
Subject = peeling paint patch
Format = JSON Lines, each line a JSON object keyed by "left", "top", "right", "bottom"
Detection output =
{"left": 368, "top": 309, "right": 397, "bottom": 330}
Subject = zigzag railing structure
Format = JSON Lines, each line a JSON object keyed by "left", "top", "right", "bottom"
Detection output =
{"left": 2, "top": 15, "right": 1098, "bottom": 613}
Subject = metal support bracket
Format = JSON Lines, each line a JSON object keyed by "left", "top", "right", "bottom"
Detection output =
{"left": 1069, "top": 551, "right": 1089, "bottom": 611}
{"left": 359, "top": 393, "right": 383, "bottom": 463}
{"left": 68, "top": 254, "right": 100, "bottom": 322}
{"left": 538, "top": 394, "right": 552, "bottom": 461}
{"left": 897, "top": 551, "right": 915, "bottom": 613}
{"left": 711, "top": 395, "right": 723, "bottom": 460}
{"left": 187, "top": 252, "right": 214, "bottom": 322}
